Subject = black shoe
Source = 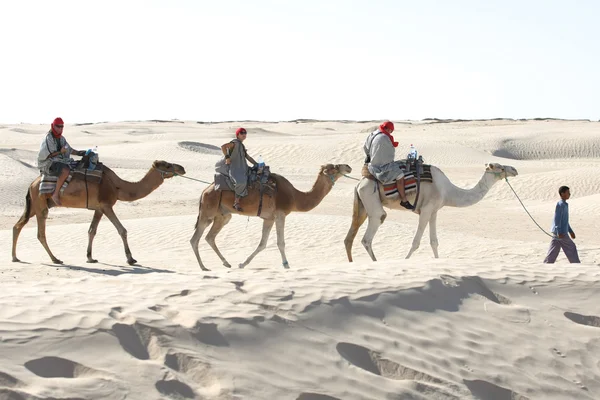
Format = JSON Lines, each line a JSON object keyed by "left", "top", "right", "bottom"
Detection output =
{"left": 233, "top": 203, "right": 243, "bottom": 212}
{"left": 400, "top": 200, "right": 415, "bottom": 210}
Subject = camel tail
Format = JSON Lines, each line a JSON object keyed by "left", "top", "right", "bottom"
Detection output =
{"left": 344, "top": 186, "right": 367, "bottom": 262}
{"left": 19, "top": 189, "right": 33, "bottom": 225}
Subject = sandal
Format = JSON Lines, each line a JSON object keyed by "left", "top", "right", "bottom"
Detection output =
{"left": 400, "top": 200, "right": 415, "bottom": 210}
{"left": 233, "top": 203, "right": 243, "bottom": 212}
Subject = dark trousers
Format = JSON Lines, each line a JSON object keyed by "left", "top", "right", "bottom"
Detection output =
{"left": 543, "top": 236, "right": 580, "bottom": 263}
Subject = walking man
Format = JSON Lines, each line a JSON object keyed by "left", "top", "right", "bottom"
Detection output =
{"left": 543, "top": 185, "right": 580, "bottom": 263}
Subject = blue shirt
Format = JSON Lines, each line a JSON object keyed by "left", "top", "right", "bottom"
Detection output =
{"left": 551, "top": 200, "right": 574, "bottom": 236}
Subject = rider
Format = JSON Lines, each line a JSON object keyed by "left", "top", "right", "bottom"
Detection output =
{"left": 37, "top": 118, "right": 85, "bottom": 206}
{"left": 217, "top": 127, "right": 257, "bottom": 211}
{"left": 363, "top": 121, "right": 414, "bottom": 210}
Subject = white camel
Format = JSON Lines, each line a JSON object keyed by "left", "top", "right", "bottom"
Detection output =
{"left": 344, "top": 162, "right": 518, "bottom": 261}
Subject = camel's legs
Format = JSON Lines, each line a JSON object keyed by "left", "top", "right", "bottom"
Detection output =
{"left": 405, "top": 209, "right": 433, "bottom": 259}
{"left": 12, "top": 191, "right": 35, "bottom": 262}
{"left": 205, "top": 214, "right": 233, "bottom": 268}
{"left": 102, "top": 206, "right": 136, "bottom": 265}
{"left": 36, "top": 208, "right": 62, "bottom": 264}
{"left": 190, "top": 215, "right": 213, "bottom": 271}
{"left": 429, "top": 210, "right": 439, "bottom": 258}
{"left": 86, "top": 210, "right": 104, "bottom": 263}
{"left": 275, "top": 213, "right": 289, "bottom": 268}
{"left": 239, "top": 218, "right": 275, "bottom": 269}
{"left": 361, "top": 214, "right": 386, "bottom": 262}
{"left": 344, "top": 188, "right": 368, "bottom": 262}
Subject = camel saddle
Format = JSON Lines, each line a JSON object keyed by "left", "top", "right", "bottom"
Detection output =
{"left": 39, "top": 160, "right": 104, "bottom": 195}
{"left": 214, "top": 165, "right": 277, "bottom": 216}
{"left": 362, "top": 161, "right": 433, "bottom": 198}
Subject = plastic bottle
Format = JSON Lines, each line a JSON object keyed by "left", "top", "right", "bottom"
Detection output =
{"left": 408, "top": 144, "right": 417, "bottom": 160}
{"left": 88, "top": 146, "right": 98, "bottom": 170}
{"left": 257, "top": 155, "right": 265, "bottom": 173}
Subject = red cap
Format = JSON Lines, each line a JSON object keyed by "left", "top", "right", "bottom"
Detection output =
{"left": 380, "top": 121, "right": 394, "bottom": 133}
{"left": 236, "top": 127, "right": 247, "bottom": 136}
{"left": 53, "top": 117, "right": 64, "bottom": 126}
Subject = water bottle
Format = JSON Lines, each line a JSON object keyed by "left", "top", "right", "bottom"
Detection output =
{"left": 408, "top": 144, "right": 417, "bottom": 160}
{"left": 257, "top": 155, "right": 265, "bottom": 173}
{"left": 87, "top": 146, "right": 98, "bottom": 170}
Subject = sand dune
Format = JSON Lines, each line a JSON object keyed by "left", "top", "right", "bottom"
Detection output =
{"left": 0, "top": 120, "right": 599, "bottom": 399}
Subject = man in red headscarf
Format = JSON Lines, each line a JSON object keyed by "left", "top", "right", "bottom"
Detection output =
{"left": 37, "top": 118, "right": 86, "bottom": 206}
{"left": 363, "top": 121, "right": 414, "bottom": 210}
{"left": 214, "top": 127, "right": 258, "bottom": 211}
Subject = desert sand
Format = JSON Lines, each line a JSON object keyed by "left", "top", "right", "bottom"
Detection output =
{"left": 1, "top": 119, "right": 599, "bottom": 400}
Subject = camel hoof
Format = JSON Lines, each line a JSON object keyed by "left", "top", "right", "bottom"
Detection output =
{"left": 52, "top": 259, "right": 63, "bottom": 265}
{"left": 127, "top": 259, "right": 137, "bottom": 265}
{"left": 12, "top": 257, "right": 20, "bottom": 262}
{"left": 200, "top": 266, "right": 210, "bottom": 271}
{"left": 223, "top": 262, "right": 232, "bottom": 268}
{"left": 87, "top": 259, "right": 98, "bottom": 263}
{"left": 282, "top": 261, "right": 290, "bottom": 269}
{"left": 238, "top": 263, "right": 246, "bottom": 269}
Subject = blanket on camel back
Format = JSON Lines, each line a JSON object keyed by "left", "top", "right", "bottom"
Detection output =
{"left": 39, "top": 161, "right": 104, "bottom": 195}
{"left": 214, "top": 165, "right": 277, "bottom": 216}
{"left": 362, "top": 161, "right": 433, "bottom": 197}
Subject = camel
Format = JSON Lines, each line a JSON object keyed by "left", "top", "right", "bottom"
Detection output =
{"left": 344, "top": 162, "right": 518, "bottom": 261}
{"left": 12, "top": 160, "right": 186, "bottom": 265}
{"left": 190, "top": 163, "right": 352, "bottom": 271}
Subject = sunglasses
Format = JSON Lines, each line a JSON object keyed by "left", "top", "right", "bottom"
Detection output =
{"left": 238, "top": 131, "right": 247, "bottom": 135}
{"left": 55, "top": 124, "right": 64, "bottom": 128}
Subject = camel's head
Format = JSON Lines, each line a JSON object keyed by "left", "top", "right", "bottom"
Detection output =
{"left": 485, "top": 163, "right": 518, "bottom": 179}
{"left": 321, "top": 163, "right": 353, "bottom": 184}
{"left": 153, "top": 160, "right": 186, "bottom": 179}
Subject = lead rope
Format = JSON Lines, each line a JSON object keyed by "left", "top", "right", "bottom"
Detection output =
{"left": 505, "top": 177, "right": 554, "bottom": 238}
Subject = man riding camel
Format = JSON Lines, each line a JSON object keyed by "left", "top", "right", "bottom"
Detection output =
{"left": 215, "top": 127, "right": 258, "bottom": 211}
{"left": 363, "top": 120, "right": 414, "bottom": 210}
{"left": 37, "top": 118, "right": 86, "bottom": 206}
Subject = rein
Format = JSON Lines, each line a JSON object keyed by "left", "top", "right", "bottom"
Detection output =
{"left": 504, "top": 177, "right": 554, "bottom": 238}
{"left": 155, "top": 168, "right": 212, "bottom": 184}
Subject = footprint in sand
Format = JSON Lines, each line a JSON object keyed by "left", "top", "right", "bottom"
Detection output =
{"left": 155, "top": 378, "right": 196, "bottom": 399}
{"left": 111, "top": 322, "right": 164, "bottom": 360}
{"left": 24, "top": 356, "right": 99, "bottom": 379}
{"left": 336, "top": 342, "right": 455, "bottom": 388}
{"left": 0, "top": 371, "right": 23, "bottom": 387}
{"left": 564, "top": 311, "right": 600, "bottom": 328}
{"left": 552, "top": 348, "right": 566, "bottom": 358}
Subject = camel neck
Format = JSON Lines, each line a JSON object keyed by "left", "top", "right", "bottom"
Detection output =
{"left": 292, "top": 174, "right": 333, "bottom": 212}
{"left": 114, "top": 168, "right": 165, "bottom": 202}
{"left": 444, "top": 171, "right": 498, "bottom": 207}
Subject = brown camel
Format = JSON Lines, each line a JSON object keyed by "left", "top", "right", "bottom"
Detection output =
{"left": 12, "top": 160, "right": 186, "bottom": 265}
{"left": 190, "top": 163, "right": 352, "bottom": 271}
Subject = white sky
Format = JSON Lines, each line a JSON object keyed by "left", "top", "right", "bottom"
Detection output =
{"left": 1, "top": 0, "right": 599, "bottom": 124}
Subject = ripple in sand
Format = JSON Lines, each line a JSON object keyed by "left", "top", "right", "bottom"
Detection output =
{"left": 178, "top": 141, "right": 221, "bottom": 155}
{"left": 296, "top": 393, "right": 340, "bottom": 400}
{"left": 155, "top": 379, "right": 196, "bottom": 399}
{"left": 564, "top": 311, "right": 600, "bottom": 328}
{"left": 464, "top": 379, "right": 529, "bottom": 400}
{"left": 24, "top": 356, "right": 98, "bottom": 379}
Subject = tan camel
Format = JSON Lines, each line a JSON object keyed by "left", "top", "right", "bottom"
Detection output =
{"left": 344, "top": 163, "right": 518, "bottom": 261}
{"left": 190, "top": 163, "right": 352, "bottom": 271}
{"left": 12, "top": 160, "right": 186, "bottom": 265}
